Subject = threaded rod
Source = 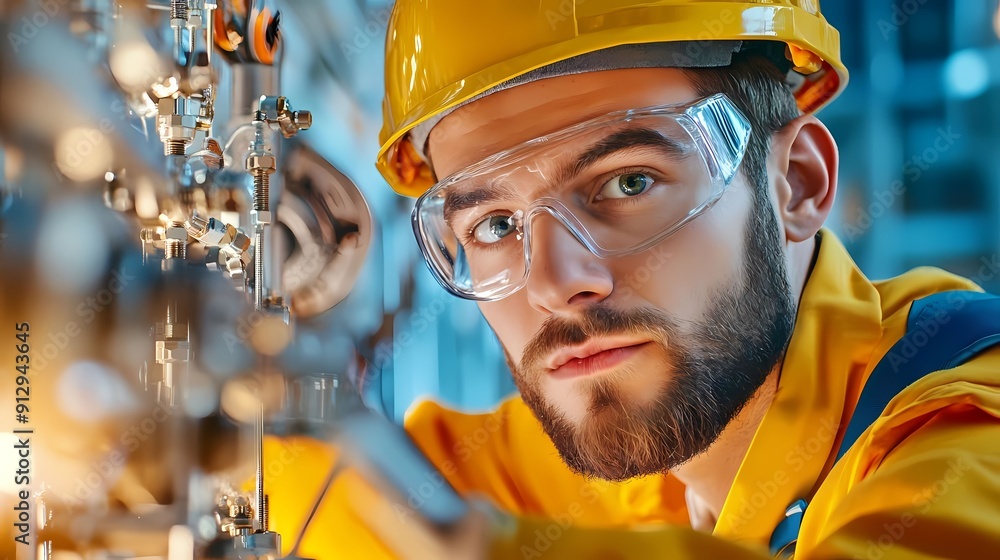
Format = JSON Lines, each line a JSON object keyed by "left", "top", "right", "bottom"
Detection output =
{"left": 254, "top": 229, "right": 265, "bottom": 309}
{"left": 165, "top": 221, "right": 187, "bottom": 260}
{"left": 255, "top": 402, "right": 265, "bottom": 531}
{"left": 171, "top": 0, "right": 187, "bottom": 20}
{"left": 166, "top": 139, "right": 186, "bottom": 156}
{"left": 262, "top": 494, "right": 269, "bottom": 532}
{"left": 164, "top": 240, "right": 186, "bottom": 259}
{"left": 253, "top": 170, "right": 270, "bottom": 211}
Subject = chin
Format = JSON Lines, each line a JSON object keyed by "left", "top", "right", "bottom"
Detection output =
{"left": 544, "top": 364, "right": 670, "bottom": 425}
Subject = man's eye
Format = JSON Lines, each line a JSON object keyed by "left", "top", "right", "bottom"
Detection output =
{"left": 596, "top": 172, "right": 653, "bottom": 200}
{"left": 472, "top": 214, "right": 516, "bottom": 244}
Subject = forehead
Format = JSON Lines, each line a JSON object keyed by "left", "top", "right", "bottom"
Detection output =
{"left": 428, "top": 67, "right": 701, "bottom": 178}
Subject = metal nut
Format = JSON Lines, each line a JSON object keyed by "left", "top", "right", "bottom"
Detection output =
{"left": 224, "top": 249, "right": 252, "bottom": 268}
{"left": 223, "top": 255, "right": 247, "bottom": 279}
{"left": 253, "top": 210, "right": 272, "bottom": 224}
{"left": 163, "top": 347, "right": 191, "bottom": 362}
{"left": 229, "top": 502, "right": 252, "bottom": 519}
{"left": 222, "top": 230, "right": 253, "bottom": 266}
{"left": 196, "top": 227, "right": 224, "bottom": 247}
{"left": 165, "top": 226, "right": 188, "bottom": 241}
{"left": 158, "top": 114, "right": 198, "bottom": 142}
{"left": 158, "top": 97, "right": 177, "bottom": 115}
{"left": 159, "top": 114, "right": 197, "bottom": 128}
{"left": 156, "top": 341, "right": 191, "bottom": 362}
{"left": 245, "top": 154, "right": 276, "bottom": 172}
{"left": 230, "top": 230, "right": 252, "bottom": 252}
{"left": 190, "top": 217, "right": 227, "bottom": 246}
{"left": 292, "top": 110, "right": 312, "bottom": 130}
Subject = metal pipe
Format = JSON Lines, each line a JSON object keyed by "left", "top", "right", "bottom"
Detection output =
{"left": 255, "top": 400, "right": 265, "bottom": 531}
{"left": 170, "top": 0, "right": 187, "bottom": 64}
{"left": 205, "top": 5, "right": 213, "bottom": 71}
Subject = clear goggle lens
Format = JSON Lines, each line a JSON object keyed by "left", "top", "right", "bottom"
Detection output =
{"left": 412, "top": 94, "right": 751, "bottom": 301}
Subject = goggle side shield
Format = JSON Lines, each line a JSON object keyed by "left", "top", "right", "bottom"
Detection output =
{"left": 412, "top": 94, "right": 751, "bottom": 301}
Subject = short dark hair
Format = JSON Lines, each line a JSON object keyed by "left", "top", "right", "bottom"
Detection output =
{"left": 682, "top": 51, "right": 801, "bottom": 200}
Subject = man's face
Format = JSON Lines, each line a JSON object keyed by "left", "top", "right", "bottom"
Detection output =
{"left": 428, "top": 68, "right": 796, "bottom": 480}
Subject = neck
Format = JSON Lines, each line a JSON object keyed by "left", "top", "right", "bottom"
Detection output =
{"left": 671, "top": 233, "right": 818, "bottom": 522}
{"left": 671, "top": 368, "right": 779, "bottom": 520}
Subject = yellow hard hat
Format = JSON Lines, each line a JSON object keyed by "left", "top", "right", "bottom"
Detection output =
{"left": 377, "top": 0, "right": 848, "bottom": 198}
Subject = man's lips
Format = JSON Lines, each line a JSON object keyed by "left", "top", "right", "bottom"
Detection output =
{"left": 546, "top": 338, "right": 653, "bottom": 380}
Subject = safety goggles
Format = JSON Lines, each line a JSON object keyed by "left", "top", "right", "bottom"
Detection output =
{"left": 411, "top": 93, "right": 751, "bottom": 301}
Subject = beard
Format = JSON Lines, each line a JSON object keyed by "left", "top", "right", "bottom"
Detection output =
{"left": 505, "top": 188, "right": 796, "bottom": 481}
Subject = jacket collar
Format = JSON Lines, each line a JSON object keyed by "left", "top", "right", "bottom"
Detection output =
{"left": 713, "top": 229, "right": 885, "bottom": 545}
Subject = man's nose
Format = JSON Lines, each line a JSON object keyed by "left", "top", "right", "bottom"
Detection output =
{"left": 523, "top": 212, "right": 613, "bottom": 315}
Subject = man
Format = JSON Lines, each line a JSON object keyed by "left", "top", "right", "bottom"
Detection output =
{"left": 264, "top": 1, "right": 1000, "bottom": 558}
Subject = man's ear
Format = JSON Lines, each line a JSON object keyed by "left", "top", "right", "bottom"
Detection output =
{"left": 768, "top": 114, "right": 839, "bottom": 243}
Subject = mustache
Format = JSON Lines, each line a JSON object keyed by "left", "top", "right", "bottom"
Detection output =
{"left": 519, "top": 304, "right": 679, "bottom": 371}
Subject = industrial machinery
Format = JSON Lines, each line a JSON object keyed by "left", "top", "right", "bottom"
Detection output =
{"left": 0, "top": 1, "right": 372, "bottom": 558}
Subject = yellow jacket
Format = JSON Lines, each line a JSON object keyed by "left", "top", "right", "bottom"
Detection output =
{"left": 264, "top": 230, "right": 1000, "bottom": 558}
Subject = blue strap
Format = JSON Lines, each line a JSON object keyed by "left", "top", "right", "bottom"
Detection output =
{"left": 769, "top": 499, "right": 807, "bottom": 558}
{"left": 837, "top": 290, "right": 1000, "bottom": 462}
{"left": 768, "top": 290, "right": 1000, "bottom": 557}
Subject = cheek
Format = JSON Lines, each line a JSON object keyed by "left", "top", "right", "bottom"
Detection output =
{"left": 479, "top": 295, "right": 541, "bottom": 363}
{"left": 612, "top": 184, "right": 750, "bottom": 320}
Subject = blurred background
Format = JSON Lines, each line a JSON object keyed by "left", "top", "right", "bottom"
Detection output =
{"left": 0, "top": 1, "right": 997, "bottom": 558}
{"left": 3, "top": 0, "right": 1000, "bottom": 421}
{"left": 300, "top": 0, "right": 1000, "bottom": 420}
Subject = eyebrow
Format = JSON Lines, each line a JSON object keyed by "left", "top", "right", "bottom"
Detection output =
{"left": 443, "top": 181, "right": 516, "bottom": 225}
{"left": 441, "top": 127, "right": 688, "bottom": 223}
{"left": 563, "top": 127, "right": 689, "bottom": 184}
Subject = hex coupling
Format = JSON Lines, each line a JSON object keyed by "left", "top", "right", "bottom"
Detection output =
{"left": 258, "top": 95, "right": 312, "bottom": 138}
{"left": 157, "top": 98, "right": 197, "bottom": 156}
{"left": 164, "top": 222, "right": 188, "bottom": 259}
{"left": 185, "top": 215, "right": 253, "bottom": 266}
{"left": 245, "top": 153, "right": 276, "bottom": 175}
{"left": 246, "top": 153, "right": 276, "bottom": 216}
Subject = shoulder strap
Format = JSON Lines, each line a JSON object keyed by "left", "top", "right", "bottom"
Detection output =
{"left": 836, "top": 290, "right": 1000, "bottom": 462}
{"left": 769, "top": 290, "right": 1000, "bottom": 558}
